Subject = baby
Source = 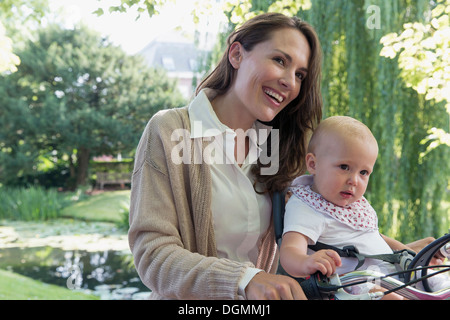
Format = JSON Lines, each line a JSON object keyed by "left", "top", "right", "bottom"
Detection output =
{"left": 280, "top": 116, "right": 409, "bottom": 299}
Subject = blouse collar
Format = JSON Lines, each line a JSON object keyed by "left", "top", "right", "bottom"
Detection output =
{"left": 188, "top": 89, "right": 273, "bottom": 149}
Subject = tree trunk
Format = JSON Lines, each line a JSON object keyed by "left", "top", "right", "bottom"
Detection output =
{"left": 66, "top": 152, "right": 76, "bottom": 190}
{"left": 76, "top": 147, "right": 90, "bottom": 188}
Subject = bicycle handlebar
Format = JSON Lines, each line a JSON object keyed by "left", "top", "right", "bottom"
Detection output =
{"left": 298, "top": 233, "right": 450, "bottom": 300}
{"left": 404, "top": 233, "right": 450, "bottom": 291}
{"left": 299, "top": 268, "right": 450, "bottom": 300}
{"left": 298, "top": 273, "right": 331, "bottom": 300}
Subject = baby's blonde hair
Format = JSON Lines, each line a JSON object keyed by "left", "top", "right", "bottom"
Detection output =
{"left": 308, "top": 116, "right": 378, "bottom": 153}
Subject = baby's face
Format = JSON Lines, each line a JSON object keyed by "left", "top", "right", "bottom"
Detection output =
{"left": 306, "top": 134, "right": 378, "bottom": 207}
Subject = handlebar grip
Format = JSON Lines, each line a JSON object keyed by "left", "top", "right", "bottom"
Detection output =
{"left": 299, "top": 276, "right": 322, "bottom": 300}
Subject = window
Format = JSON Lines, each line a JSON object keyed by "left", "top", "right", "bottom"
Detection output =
{"left": 162, "top": 57, "right": 175, "bottom": 71}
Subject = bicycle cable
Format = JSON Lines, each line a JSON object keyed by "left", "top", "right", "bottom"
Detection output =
{"left": 383, "top": 266, "right": 450, "bottom": 296}
{"left": 333, "top": 264, "right": 450, "bottom": 296}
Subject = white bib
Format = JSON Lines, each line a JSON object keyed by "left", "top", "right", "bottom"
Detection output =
{"left": 290, "top": 175, "right": 378, "bottom": 232}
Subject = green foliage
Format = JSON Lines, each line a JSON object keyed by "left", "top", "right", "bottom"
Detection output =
{"left": 0, "top": 21, "right": 20, "bottom": 73}
{"left": 93, "top": 0, "right": 175, "bottom": 19}
{"left": 0, "top": 269, "right": 99, "bottom": 300}
{"left": 380, "top": 0, "right": 450, "bottom": 161}
{"left": 380, "top": 1, "right": 449, "bottom": 106}
{"left": 61, "top": 190, "right": 130, "bottom": 224}
{"left": 0, "top": 0, "right": 50, "bottom": 49}
{"left": 0, "top": 0, "right": 49, "bottom": 23}
{"left": 224, "top": 0, "right": 311, "bottom": 25}
{"left": 91, "top": 160, "right": 134, "bottom": 174}
{"left": 0, "top": 186, "right": 67, "bottom": 221}
{"left": 0, "top": 185, "right": 130, "bottom": 224}
{"left": 0, "top": 24, "right": 185, "bottom": 188}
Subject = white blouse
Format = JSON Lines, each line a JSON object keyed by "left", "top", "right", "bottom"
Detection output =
{"left": 188, "top": 90, "right": 272, "bottom": 296}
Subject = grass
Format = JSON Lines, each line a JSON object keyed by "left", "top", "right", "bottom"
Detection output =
{"left": 0, "top": 269, "right": 99, "bottom": 300}
{"left": 0, "top": 187, "right": 65, "bottom": 221}
{"left": 61, "top": 190, "right": 130, "bottom": 223}
{"left": 0, "top": 186, "right": 130, "bottom": 224}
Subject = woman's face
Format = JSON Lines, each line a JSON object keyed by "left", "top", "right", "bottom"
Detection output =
{"left": 230, "top": 27, "right": 310, "bottom": 124}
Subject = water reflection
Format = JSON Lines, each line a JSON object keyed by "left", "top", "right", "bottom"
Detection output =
{"left": 0, "top": 246, "right": 150, "bottom": 300}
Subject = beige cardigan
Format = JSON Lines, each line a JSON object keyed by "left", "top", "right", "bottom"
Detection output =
{"left": 128, "top": 106, "right": 278, "bottom": 300}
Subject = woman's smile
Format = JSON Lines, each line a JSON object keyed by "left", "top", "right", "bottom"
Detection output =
{"left": 263, "top": 87, "right": 285, "bottom": 105}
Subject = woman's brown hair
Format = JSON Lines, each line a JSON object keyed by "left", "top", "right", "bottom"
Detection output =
{"left": 197, "top": 12, "right": 323, "bottom": 193}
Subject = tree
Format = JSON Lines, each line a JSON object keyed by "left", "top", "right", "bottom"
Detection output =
{"left": 0, "top": 21, "right": 20, "bottom": 73}
{"left": 0, "top": 0, "right": 50, "bottom": 74}
{"left": 93, "top": 0, "right": 174, "bottom": 19}
{"left": 0, "top": 24, "right": 185, "bottom": 188}
{"left": 380, "top": 0, "right": 450, "bottom": 159}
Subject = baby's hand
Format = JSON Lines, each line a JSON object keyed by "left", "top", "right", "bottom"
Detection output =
{"left": 304, "top": 250, "right": 341, "bottom": 277}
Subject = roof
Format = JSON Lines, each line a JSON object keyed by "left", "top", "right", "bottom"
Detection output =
{"left": 138, "top": 31, "right": 200, "bottom": 73}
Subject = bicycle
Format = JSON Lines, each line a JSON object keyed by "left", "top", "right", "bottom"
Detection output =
{"left": 296, "top": 233, "right": 450, "bottom": 300}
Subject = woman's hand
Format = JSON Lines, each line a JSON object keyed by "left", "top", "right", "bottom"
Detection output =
{"left": 407, "top": 237, "right": 445, "bottom": 265}
{"left": 245, "top": 272, "right": 307, "bottom": 300}
{"left": 385, "top": 235, "right": 445, "bottom": 265}
{"left": 406, "top": 237, "right": 435, "bottom": 253}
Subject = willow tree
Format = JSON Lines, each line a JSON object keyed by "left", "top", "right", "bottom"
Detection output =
{"left": 222, "top": 0, "right": 449, "bottom": 242}
{"left": 378, "top": 0, "right": 450, "bottom": 240}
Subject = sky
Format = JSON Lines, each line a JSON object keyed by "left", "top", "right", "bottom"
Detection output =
{"left": 48, "top": 0, "right": 226, "bottom": 54}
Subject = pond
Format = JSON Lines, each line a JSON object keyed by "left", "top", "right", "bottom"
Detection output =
{"left": 0, "top": 246, "right": 151, "bottom": 300}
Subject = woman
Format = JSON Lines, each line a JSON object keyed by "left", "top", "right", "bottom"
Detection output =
{"left": 128, "top": 12, "right": 323, "bottom": 300}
